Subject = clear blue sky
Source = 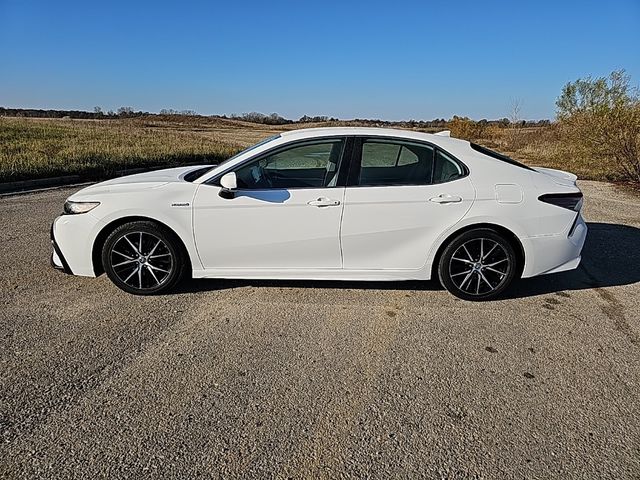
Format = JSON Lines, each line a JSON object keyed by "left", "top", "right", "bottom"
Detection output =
{"left": 1, "top": 0, "right": 638, "bottom": 120}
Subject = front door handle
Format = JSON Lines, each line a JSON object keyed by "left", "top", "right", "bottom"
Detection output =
{"left": 429, "top": 194, "right": 463, "bottom": 204}
{"left": 307, "top": 197, "right": 341, "bottom": 207}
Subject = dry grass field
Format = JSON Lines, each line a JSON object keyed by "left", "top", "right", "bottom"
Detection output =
{"left": 0, "top": 116, "right": 251, "bottom": 182}
{"left": 469, "top": 125, "right": 619, "bottom": 183}
{"left": 0, "top": 115, "right": 626, "bottom": 184}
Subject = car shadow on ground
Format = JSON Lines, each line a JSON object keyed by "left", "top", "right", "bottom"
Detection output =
{"left": 175, "top": 222, "right": 640, "bottom": 299}
{"left": 505, "top": 222, "right": 640, "bottom": 299}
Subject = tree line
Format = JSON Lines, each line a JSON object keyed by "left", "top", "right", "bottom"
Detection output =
{"left": 0, "top": 106, "right": 552, "bottom": 128}
{"left": 0, "top": 106, "right": 149, "bottom": 119}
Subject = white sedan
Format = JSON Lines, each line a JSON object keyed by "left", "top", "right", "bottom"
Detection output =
{"left": 51, "top": 127, "right": 587, "bottom": 300}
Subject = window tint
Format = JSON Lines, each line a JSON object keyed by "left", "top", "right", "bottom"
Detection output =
{"left": 433, "top": 150, "right": 464, "bottom": 183}
{"left": 358, "top": 140, "right": 433, "bottom": 186}
{"left": 398, "top": 146, "right": 419, "bottom": 166}
{"left": 233, "top": 139, "right": 344, "bottom": 189}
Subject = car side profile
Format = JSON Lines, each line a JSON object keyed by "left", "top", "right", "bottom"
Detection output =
{"left": 51, "top": 127, "right": 587, "bottom": 300}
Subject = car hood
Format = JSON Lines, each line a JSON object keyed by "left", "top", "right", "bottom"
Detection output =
{"left": 69, "top": 165, "right": 210, "bottom": 199}
{"left": 98, "top": 165, "right": 210, "bottom": 186}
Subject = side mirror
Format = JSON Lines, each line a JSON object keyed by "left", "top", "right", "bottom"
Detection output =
{"left": 219, "top": 172, "right": 237, "bottom": 199}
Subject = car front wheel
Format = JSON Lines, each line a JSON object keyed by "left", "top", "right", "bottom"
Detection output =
{"left": 438, "top": 228, "right": 518, "bottom": 301}
{"left": 102, "top": 221, "right": 186, "bottom": 295}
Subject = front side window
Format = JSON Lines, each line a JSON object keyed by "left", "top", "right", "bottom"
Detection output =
{"left": 358, "top": 140, "right": 434, "bottom": 186}
{"left": 233, "top": 139, "right": 345, "bottom": 189}
{"left": 198, "top": 134, "right": 281, "bottom": 181}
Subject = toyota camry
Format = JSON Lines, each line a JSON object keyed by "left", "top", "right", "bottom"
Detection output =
{"left": 51, "top": 127, "right": 587, "bottom": 300}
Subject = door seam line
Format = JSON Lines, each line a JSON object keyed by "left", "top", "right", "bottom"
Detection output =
{"left": 337, "top": 187, "right": 347, "bottom": 269}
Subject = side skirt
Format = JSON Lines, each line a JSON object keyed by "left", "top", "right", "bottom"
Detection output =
{"left": 191, "top": 268, "right": 431, "bottom": 282}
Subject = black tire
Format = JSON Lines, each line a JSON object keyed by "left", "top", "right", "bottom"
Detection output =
{"left": 438, "top": 228, "right": 518, "bottom": 301}
{"left": 102, "top": 221, "right": 187, "bottom": 295}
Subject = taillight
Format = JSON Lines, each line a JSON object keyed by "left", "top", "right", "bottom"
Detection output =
{"left": 538, "top": 192, "right": 583, "bottom": 211}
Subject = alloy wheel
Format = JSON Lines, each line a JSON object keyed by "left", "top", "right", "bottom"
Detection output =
{"left": 448, "top": 238, "right": 511, "bottom": 296}
{"left": 109, "top": 232, "right": 174, "bottom": 291}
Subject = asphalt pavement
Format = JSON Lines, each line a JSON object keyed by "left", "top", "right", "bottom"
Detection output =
{"left": 1, "top": 181, "right": 639, "bottom": 478}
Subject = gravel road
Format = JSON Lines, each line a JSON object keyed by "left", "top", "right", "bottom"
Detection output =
{"left": 1, "top": 181, "right": 639, "bottom": 479}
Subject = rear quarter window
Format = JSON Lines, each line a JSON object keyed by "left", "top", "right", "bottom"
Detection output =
{"left": 433, "top": 150, "right": 465, "bottom": 183}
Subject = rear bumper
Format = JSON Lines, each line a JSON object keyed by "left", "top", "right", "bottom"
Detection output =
{"left": 521, "top": 213, "right": 587, "bottom": 278}
{"left": 50, "top": 222, "right": 73, "bottom": 274}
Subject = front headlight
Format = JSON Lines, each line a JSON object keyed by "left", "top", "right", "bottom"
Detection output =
{"left": 63, "top": 201, "right": 100, "bottom": 215}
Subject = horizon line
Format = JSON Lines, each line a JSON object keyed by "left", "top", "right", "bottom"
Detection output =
{"left": 0, "top": 105, "right": 554, "bottom": 123}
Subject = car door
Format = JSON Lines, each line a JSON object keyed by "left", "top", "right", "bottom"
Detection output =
{"left": 193, "top": 137, "right": 348, "bottom": 270}
{"left": 340, "top": 137, "right": 475, "bottom": 270}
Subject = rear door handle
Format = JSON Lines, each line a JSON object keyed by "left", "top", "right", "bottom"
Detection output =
{"left": 429, "top": 194, "right": 462, "bottom": 204}
{"left": 307, "top": 197, "right": 341, "bottom": 207}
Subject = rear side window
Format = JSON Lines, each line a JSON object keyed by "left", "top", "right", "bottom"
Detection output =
{"left": 470, "top": 143, "right": 534, "bottom": 171}
{"left": 358, "top": 140, "right": 434, "bottom": 186}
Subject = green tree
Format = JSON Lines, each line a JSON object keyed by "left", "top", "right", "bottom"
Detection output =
{"left": 556, "top": 70, "right": 640, "bottom": 182}
{"left": 557, "top": 70, "right": 635, "bottom": 118}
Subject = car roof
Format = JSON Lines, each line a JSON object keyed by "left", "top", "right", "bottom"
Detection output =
{"left": 277, "top": 128, "right": 540, "bottom": 179}
{"left": 282, "top": 126, "right": 460, "bottom": 143}
{"left": 195, "top": 126, "right": 528, "bottom": 184}
{"left": 278, "top": 127, "right": 474, "bottom": 158}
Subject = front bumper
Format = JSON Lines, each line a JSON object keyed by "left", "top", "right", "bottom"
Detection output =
{"left": 50, "top": 222, "right": 73, "bottom": 274}
{"left": 50, "top": 213, "right": 100, "bottom": 277}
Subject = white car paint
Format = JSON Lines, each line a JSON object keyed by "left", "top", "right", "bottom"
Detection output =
{"left": 51, "top": 127, "right": 587, "bottom": 290}
{"left": 340, "top": 178, "right": 475, "bottom": 270}
{"left": 193, "top": 185, "right": 345, "bottom": 269}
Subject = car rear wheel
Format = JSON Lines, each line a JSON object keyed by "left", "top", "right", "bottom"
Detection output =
{"left": 438, "top": 228, "right": 518, "bottom": 301}
{"left": 102, "top": 221, "right": 186, "bottom": 295}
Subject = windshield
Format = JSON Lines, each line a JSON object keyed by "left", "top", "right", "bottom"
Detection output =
{"left": 196, "top": 134, "right": 281, "bottom": 180}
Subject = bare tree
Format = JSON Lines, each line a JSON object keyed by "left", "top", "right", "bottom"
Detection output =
{"left": 117, "top": 106, "right": 134, "bottom": 116}
{"left": 506, "top": 98, "right": 525, "bottom": 149}
{"left": 509, "top": 97, "right": 523, "bottom": 125}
